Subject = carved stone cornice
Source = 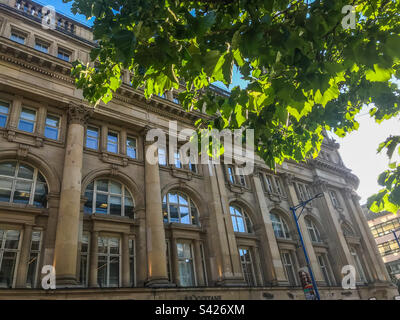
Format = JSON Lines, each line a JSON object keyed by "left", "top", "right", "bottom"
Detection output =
{"left": 67, "top": 103, "right": 93, "bottom": 125}
{"left": 312, "top": 177, "right": 328, "bottom": 193}
{"left": 281, "top": 172, "right": 295, "bottom": 186}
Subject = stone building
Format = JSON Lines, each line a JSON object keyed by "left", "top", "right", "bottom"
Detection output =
{"left": 364, "top": 207, "right": 400, "bottom": 284}
{"left": 0, "top": 0, "right": 397, "bottom": 300}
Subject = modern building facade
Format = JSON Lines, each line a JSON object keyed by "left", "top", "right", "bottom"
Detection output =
{"left": 364, "top": 207, "right": 400, "bottom": 284}
{"left": 0, "top": 0, "right": 397, "bottom": 300}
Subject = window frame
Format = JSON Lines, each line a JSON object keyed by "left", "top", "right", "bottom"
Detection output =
{"left": 57, "top": 47, "right": 71, "bottom": 62}
{"left": 0, "top": 100, "right": 10, "bottom": 128}
{"left": 281, "top": 251, "right": 298, "bottom": 286}
{"left": 0, "top": 229, "right": 21, "bottom": 288}
{"left": 44, "top": 113, "right": 60, "bottom": 140}
{"left": 10, "top": 31, "right": 26, "bottom": 45}
{"left": 26, "top": 230, "right": 43, "bottom": 288}
{"left": 107, "top": 130, "right": 119, "bottom": 154}
{"left": 79, "top": 232, "right": 90, "bottom": 287}
{"left": 162, "top": 191, "right": 199, "bottom": 226}
{"left": 34, "top": 39, "right": 49, "bottom": 54}
{"left": 85, "top": 126, "right": 100, "bottom": 150}
{"left": 230, "top": 205, "right": 253, "bottom": 234}
{"left": 305, "top": 217, "right": 322, "bottom": 243}
{"left": 270, "top": 213, "right": 291, "bottom": 239}
{"left": 176, "top": 241, "right": 197, "bottom": 287}
{"left": 97, "top": 236, "right": 121, "bottom": 288}
{"left": 238, "top": 247, "right": 256, "bottom": 286}
{"left": 18, "top": 107, "right": 37, "bottom": 133}
{"left": 84, "top": 179, "right": 135, "bottom": 218}
{"left": 126, "top": 136, "right": 137, "bottom": 159}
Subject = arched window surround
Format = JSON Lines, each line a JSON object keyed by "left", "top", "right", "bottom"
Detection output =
{"left": 270, "top": 212, "right": 291, "bottom": 239}
{"left": 162, "top": 191, "right": 200, "bottom": 226}
{"left": 229, "top": 204, "right": 254, "bottom": 234}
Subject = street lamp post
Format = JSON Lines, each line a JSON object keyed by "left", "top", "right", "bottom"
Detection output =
{"left": 289, "top": 193, "right": 324, "bottom": 300}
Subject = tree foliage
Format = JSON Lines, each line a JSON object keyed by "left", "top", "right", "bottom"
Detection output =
{"left": 65, "top": 0, "right": 400, "bottom": 212}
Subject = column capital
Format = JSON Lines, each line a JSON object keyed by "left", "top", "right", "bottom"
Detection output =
{"left": 67, "top": 103, "right": 93, "bottom": 125}
{"left": 312, "top": 177, "right": 328, "bottom": 193}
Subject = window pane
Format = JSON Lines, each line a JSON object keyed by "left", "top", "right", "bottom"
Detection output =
{"left": 13, "top": 181, "right": 32, "bottom": 204}
{"left": 84, "top": 190, "right": 93, "bottom": 213}
{"left": 45, "top": 126, "right": 59, "bottom": 140}
{"left": 86, "top": 127, "right": 98, "bottom": 149}
{"left": 96, "top": 179, "right": 108, "bottom": 192}
{"left": 95, "top": 193, "right": 108, "bottom": 213}
{"left": 109, "top": 196, "right": 122, "bottom": 216}
{"left": 237, "top": 216, "right": 245, "bottom": 233}
{"left": 0, "top": 186, "right": 11, "bottom": 203}
{"left": 178, "top": 194, "right": 188, "bottom": 205}
{"left": 109, "top": 181, "right": 122, "bottom": 194}
{"left": 4, "top": 230, "right": 20, "bottom": 249}
{"left": 168, "top": 193, "right": 178, "bottom": 203}
{"left": 33, "top": 182, "right": 47, "bottom": 208}
{"left": 18, "top": 120, "right": 34, "bottom": 133}
{"left": 124, "top": 196, "right": 134, "bottom": 218}
{"left": 20, "top": 109, "right": 36, "bottom": 121}
{"left": 17, "top": 164, "right": 34, "bottom": 179}
{"left": 0, "top": 251, "right": 18, "bottom": 288}
{"left": 45, "top": 115, "right": 59, "bottom": 127}
{"left": 169, "top": 204, "right": 179, "bottom": 223}
{"left": 107, "top": 132, "right": 118, "bottom": 153}
{"left": 109, "top": 258, "right": 120, "bottom": 287}
{"left": 127, "top": 138, "right": 136, "bottom": 159}
{"left": 231, "top": 216, "right": 239, "bottom": 232}
{"left": 180, "top": 206, "right": 190, "bottom": 224}
{"left": 179, "top": 260, "right": 195, "bottom": 287}
{"left": 97, "top": 256, "right": 108, "bottom": 287}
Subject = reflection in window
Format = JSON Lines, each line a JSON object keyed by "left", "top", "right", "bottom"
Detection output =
{"left": 26, "top": 231, "right": 42, "bottom": 288}
{"left": 34, "top": 41, "right": 49, "bottom": 53}
{"left": 127, "top": 137, "right": 137, "bottom": 159}
{"left": 44, "top": 115, "right": 60, "bottom": 140}
{"left": 239, "top": 247, "right": 256, "bottom": 286}
{"left": 0, "top": 102, "right": 9, "bottom": 128}
{"left": 0, "top": 229, "right": 20, "bottom": 288}
{"left": 84, "top": 179, "right": 134, "bottom": 218}
{"left": 86, "top": 126, "right": 99, "bottom": 150}
{"left": 18, "top": 108, "right": 36, "bottom": 133}
{"left": 97, "top": 237, "right": 120, "bottom": 288}
{"left": 162, "top": 191, "right": 199, "bottom": 225}
{"left": 0, "top": 161, "right": 48, "bottom": 208}
{"left": 305, "top": 218, "right": 322, "bottom": 242}
{"left": 10, "top": 32, "right": 25, "bottom": 44}
{"left": 230, "top": 205, "right": 253, "bottom": 233}
{"left": 107, "top": 132, "right": 119, "bottom": 153}
{"left": 158, "top": 147, "right": 167, "bottom": 166}
{"left": 270, "top": 213, "right": 291, "bottom": 239}
{"left": 177, "top": 242, "right": 195, "bottom": 287}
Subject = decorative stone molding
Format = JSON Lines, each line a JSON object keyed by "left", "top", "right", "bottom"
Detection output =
{"left": 281, "top": 172, "right": 294, "bottom": 186}
{"left": 312, "top": 177, "right": 328, "bottom": 193}
{"left": 16, "top": 143, "right": 29, "bottom": 159}
{"left": 67, "top": 103, "right": 93, "bottom": 125}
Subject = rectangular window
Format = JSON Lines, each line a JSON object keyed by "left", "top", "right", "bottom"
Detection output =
{"left": 126, "top": 137, "right": 137, "bottom": 159}
{"left": 79, "top": 233, "right": 89, "bottom": 286}
{"left": 34, "top": 41, "right": 49, "bottom": 53}
{"left": 281, "top": 251, "right": 297, "bottom": 286}
{"left": 274, "top": 177, "right": 284, "bottom": 195}
{"left": 227, "top": 166, "right": 235, "bottom": 184}
{"left": 18, "top": 108, "right": 36, "bottom": 133}
{"left": 129, "top": 239, "right": 135, "bottom": 287}
{"left": 10, "top": 32, "right": 25, "bottom": 44}
{"left": 239, "top": 247, "right": 256, "bottom": 286}
{"left": 174, "top": 151, "right": 182, "bottom": 169}
{"left": 296, "top": 183, "right": 306, "bottom": 201}
{"left": 0, "top": 102, "right": 9, "bottom": 128}
{"left": 158, "top": 147, "right": 167, "bottom": 166}
{"left": 350, "top": 247, "right": 367, "bottom": 283}
{"left": 329, "top": 190, "right": 340, "bottom": 207}
{"left": 0, "top": 229, "right": 20, "bottom": 288}
{"left": 44, "top": 114, "right": 60, "bottom": 140}
{"left": 86, "top": 126, "right": 99, "bottom": 150}
{"left": 107, "top": 131, "right": 119, "bottom": 153}
{"left": 97, "top": 237, "right": 120, "bottom": 288}
{"left": 26, "top": 231, "right": 42, "bottom": 288}
{"left": 188, "top": 161, "right": 197, "bottom": 173}
{"left": 237, "top": 168, "right": 247, "bottom": 187}
{"left": 177, "top": 242, "right": 195, "bottom": 287}
{"left": 265, "top": 175, "right": 273, "bottom": 193}
{"left": 57, "top": 48, "right": 70, "bottom": 62}
{"left": 317, "top": 254, "right": 332, "bottom": 286}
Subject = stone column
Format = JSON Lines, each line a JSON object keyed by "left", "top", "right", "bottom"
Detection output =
{"left": 53, "top": 103, "right": 92, "bottom": 286}
{"left": 312, "top": 178, "right": 353, "bottom": 282}
{"left": 194, "top": 239, "right": 205, "bottom": 286}
{"left": 120, "top": 128, "right": 127, "bottom": 155}
{"left": 8, "top": 95, "right": 22, "bottom": 130}
{"left": 283, "top": 174, "right": 324, "bottom": 284}
{"left": 15, "top": 224, "right": 33, "bottom": 288}
{"left": 89, "top": 231, "right": 99, "bottom": 287}
{"left": 135, "top": 208, "right": 147, "bottom": 286}
{"left": 345, "top": 190, "right": 391, "bottom": 282}
{"left": 252, "top": 171, "right": 287, "bottom": 285}
{"left": 202, "top": 162, "right": 245, "bottom": 286}
{"left": 144, "top": 127, "right": 170, "bottom": 287}
{"left": 121, "top": 233, "right": 130, "bottom": 287}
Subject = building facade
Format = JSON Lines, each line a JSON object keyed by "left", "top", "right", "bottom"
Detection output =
{"left": 0, "top": 0, "right": 397, "bottom": 300}
{"left": 364, "top": 207, "right": 400, "bottom": 285}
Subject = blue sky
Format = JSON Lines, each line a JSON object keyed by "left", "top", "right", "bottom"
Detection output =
{"left": 47, "top": 0, "right": 399, "bottom": 204}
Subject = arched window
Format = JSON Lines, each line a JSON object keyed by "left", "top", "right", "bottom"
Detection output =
{"left": 0, "top": 161, "right": 48, "bottom": 208}
{"left": 162, "top": 191, "right": 199, "bottom": 225}
{"left": 305, "top": 217, "right": 322, "bottom": 242}
{"left": 230, "top": 205, "right": 253, "bottom": 233}
{"left": 84, "top": 179, "right": 134, "bottom": 218}
{"left": 270, "top": 212, "right": 291, "bottom": 239}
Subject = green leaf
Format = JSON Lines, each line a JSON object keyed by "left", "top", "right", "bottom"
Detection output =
{"left": 365, "top": 64, "right": 393, "bottom": 82}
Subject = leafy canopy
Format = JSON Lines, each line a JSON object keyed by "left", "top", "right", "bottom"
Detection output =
{"left": 65, "top": 0, "right": 400, "bottom": 213}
